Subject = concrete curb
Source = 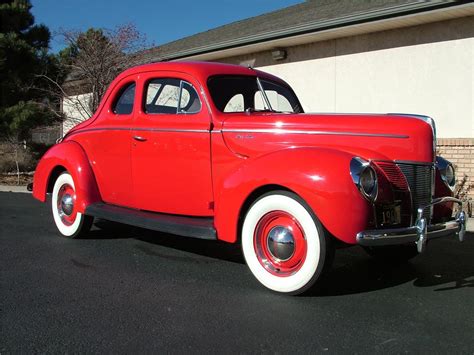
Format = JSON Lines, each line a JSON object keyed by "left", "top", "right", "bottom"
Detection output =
{"left": 0, "top": 185, "right": 30, "bottom": 193}
{"left": 467, "top": 217, "right": 474, "bottom": 233}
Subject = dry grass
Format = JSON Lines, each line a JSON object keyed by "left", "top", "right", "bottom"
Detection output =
{"left": 0, "top": 174, "right": 33, "bottom": 186}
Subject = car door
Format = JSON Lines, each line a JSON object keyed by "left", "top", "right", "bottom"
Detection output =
{"left": 72, "top": 77, "right": 135, "bottom": 207}
{"left": 131, "top": 72, "right": 213, "bottom": 216}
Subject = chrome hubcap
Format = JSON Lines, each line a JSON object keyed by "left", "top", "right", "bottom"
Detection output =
{"left": 254, "top": 210, "right": 307, "bottom": 277}
{"left": 56, "top": 184, "right": 76, "bottom": 226}
{"left": 266, "top": 226, "right": 295, "bottom": 261}
{"left": 61, "top": 194, "right": 74, "bottom": 216}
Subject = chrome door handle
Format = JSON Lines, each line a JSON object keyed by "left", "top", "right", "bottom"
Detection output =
{"left": 133, "top": 135, "right": 147, "bottom": 142}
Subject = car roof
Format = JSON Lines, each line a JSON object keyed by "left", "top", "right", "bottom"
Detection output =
{"left": 116, "top": 61, "right": 285, "bottom": 85}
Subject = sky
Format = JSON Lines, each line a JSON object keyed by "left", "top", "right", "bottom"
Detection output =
{"left": 31, "top": 0, "right": 303, "bottom": 53}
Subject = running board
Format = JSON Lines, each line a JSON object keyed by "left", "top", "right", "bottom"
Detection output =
{"left": 85, "top": 203, "right": 216, "bottom": 240}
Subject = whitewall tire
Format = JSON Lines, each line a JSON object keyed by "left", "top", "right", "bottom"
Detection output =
{"left": 241, "top": 191, "right": 332, "bottom": 295}
{"left": 51, "top": 172, "right": 93, "bottom": 238}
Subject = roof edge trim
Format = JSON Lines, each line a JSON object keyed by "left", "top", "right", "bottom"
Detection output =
{"left": 154, "top": 1, "right": 469, "bottom": 61}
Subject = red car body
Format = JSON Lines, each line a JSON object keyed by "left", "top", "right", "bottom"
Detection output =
{"left": 32, "top": 61, "right": 466, "bottom": 294}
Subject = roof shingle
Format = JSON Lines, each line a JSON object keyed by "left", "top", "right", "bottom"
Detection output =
{"left": 139, "top": 0, "right": 423, "bottom": 62}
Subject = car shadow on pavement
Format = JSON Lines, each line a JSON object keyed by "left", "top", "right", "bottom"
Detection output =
{"left": 309, "top": 232, "right": 474, "bottom": 297}
{"left": 410, "top": 232, "right": 474, "bottom": 292}
{"left": 414, "top": 273, "right": 474, "bottom": 291}
{"left": 85, "top": 218, "right": 169, "bottom": 240}
{"left": 86, "top": 219, "right": 245, "bottom": 264}
{"left": 86, "top": 220, "right": 474, "bottom": 296}
{"left": 307, "top": 252, "right": 419, "bottom": 297}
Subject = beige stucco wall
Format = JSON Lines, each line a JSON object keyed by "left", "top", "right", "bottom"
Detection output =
{"left": 61, "top": 17, "right": 474, "bottom": 139}
{"left": 62, "top": 93, "right": 92, "bottom": 134}
{"left": 220, "top": 16, "right": 474, "bottom": 139}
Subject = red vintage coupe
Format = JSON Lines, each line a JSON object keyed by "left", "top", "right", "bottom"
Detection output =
{"left": 32, "top": 61, "right": 466, "bottom": 294}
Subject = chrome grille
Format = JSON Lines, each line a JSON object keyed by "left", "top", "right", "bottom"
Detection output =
{"left": 375, "top": 161, "right": 409, "bottom": 191}
{"left": 397, "top": 163, "right": 433, "bottom": 222}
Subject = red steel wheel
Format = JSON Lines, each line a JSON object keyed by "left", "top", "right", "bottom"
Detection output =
{"left": 51, "top": 172, "right": 93, "bottom": 238}
{"left": 242, "top": 190, "right": 332, "bottom": 294}
{"left": 56, "top": 183, "right": 77, "bottom": 226}
{"left": 253, "top": 211, "right": 307, "bottom": 276}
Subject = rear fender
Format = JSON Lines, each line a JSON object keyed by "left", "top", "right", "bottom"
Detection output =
{"left": 214, "top": 147, "right": 372, "bottom": 244}
{"left": 32, "top": 141, "right": 101, "bottom": 213}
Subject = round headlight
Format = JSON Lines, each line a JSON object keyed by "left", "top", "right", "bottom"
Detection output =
{"left": 350, "top": 157, "right": 378, "bottom": 201}
{"left": 360, "top": 167, "right": 376, "bottom": 196}
{"left": 445, "top": 163, "right": 455, "bottom": 186}
{"left": 436, "top": 156, "right": 456, "bottom": 189}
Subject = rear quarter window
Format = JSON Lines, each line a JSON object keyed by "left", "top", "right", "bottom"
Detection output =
{"left": 112, "top": 82, "right": 136, "bottom": 115}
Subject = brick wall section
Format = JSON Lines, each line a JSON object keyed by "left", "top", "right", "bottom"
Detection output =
{"left": 437, "top": 138, "right": 474, "bottom": 200}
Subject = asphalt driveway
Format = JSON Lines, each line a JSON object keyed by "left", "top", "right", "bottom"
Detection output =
{"left": 1, "top": 192, "right": 473, "bottom": 353}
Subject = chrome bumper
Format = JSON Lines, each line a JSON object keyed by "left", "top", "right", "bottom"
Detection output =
{"left": 357, "top": 197, "right": 467, "bottom": 253}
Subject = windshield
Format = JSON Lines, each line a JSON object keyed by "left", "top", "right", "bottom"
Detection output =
{"left": 207, "top": 75, "right": 303, "bottom": 113}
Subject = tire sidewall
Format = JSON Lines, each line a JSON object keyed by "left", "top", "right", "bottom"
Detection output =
{"left": 241, "top": 191, "right": 327, "bottom": 294}
{"left": 51, "top": 172, "right": 84, "bottom": 237}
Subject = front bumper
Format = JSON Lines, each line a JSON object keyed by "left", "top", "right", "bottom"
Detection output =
{"left": 357, "top": 197, "right": 467, "bottom": 253}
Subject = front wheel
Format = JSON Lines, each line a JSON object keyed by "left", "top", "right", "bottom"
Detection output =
{"left": 51, "top": 172, "right": 93, "bottom": 238}
{"left": 241, "top": 191, "right": 333, "bottom": 295}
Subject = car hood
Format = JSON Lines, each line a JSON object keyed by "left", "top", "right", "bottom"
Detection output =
{"left": 220, "top": 112, "right": 435, "bottom": 162}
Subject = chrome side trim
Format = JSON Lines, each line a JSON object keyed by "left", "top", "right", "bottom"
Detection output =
{"left": 68, "top": 127, "right": 409, "bottom": 138}
{"left": 133, "top": 128, "right": 210, "bottom": 133}
{"left": 220, "top": 129, "right": 408, "bottom": 138}
{"left": 67, "top": 127, "right": 211, "bottom": 135}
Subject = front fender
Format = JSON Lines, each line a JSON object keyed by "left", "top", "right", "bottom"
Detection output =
{"left": 32, "top": 141, "right": 101, "bottom": 213}
{"left": 214, "top": 147, "right": 372, "bottom": 244}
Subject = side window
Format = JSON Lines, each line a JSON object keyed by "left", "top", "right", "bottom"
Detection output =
{"left": 254, "top": 90, "right": 293, "bottom": 112}
{"left": 145, "top": 78, "right": 180, "bottom": 114}
{"left": 224, "top": 94, "right": 244, "bottom": 112}
{"left": 254, "top": 91, "right": 266, "bottom": 110}
{"left": 260, "top": 79, "right": 300, "bottom": 112}
{"left": 179, "top": 81, "right": 201, "bottom": 114}
{"left": 113, "top": 82, "right": 135, "bottom": 115}
{"left": 145, "top": 78, "right": 201, "bottom": 114}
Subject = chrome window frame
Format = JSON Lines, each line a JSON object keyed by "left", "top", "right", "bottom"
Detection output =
{"left": 144, "top": 78, "right": 202, "bottom": 115}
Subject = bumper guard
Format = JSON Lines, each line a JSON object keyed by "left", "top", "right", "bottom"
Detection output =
{"left": 357, "top": 197, "right": 466, "bottom": 253}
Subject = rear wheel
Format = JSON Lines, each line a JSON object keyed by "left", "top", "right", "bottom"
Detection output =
{"left": 51, "top": 172, "right": 93, "bottom": 238}
{"left": 241, "top": 191, "right": 333, "bottom": 295}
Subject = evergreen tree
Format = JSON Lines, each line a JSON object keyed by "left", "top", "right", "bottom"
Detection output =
{"left": 0, "top": 0, "right": 59, "bottom": 181}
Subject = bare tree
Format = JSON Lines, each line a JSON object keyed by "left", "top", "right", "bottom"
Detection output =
{"left": 42, "top": 23, "right": 151, "bottom": 127}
